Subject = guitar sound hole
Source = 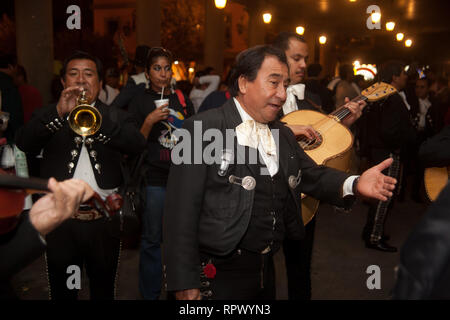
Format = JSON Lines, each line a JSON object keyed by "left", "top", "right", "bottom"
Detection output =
{"left": 297, "top": 131, "right": 323, "bottom": 150}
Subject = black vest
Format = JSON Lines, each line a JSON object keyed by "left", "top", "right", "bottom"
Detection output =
{"left": 238, "top": 165, "right": 289, "bottom": 254}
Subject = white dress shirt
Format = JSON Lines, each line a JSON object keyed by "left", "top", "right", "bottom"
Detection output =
{"left": 234, "top": 98, "right": 358, "bottom": 196}
{"left": 234, "top": 98, "right": 279, "bottom": 177}
{"left": 72, "top": 102, "right": 117, "bottom": 200}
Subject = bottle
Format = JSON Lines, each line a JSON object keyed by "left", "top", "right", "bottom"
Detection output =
{"left": 14, "top": 145, "right": 33, "bottom": 210}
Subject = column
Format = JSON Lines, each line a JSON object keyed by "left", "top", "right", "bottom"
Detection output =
{"left": 15, "top": 0, "right": 54, "bottom": 105}
{"left": 203, "top": 0, "right": 225, "bottom": 76}
{"left": 136, "top": 0, "right": 161, "bottom": 47}
{"left": 247, "top": 5, "right": 265, "bottom": 47}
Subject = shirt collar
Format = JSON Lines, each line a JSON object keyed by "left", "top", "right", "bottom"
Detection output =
{"left": 233, "top": 97, "right": 255, "bottom": 123}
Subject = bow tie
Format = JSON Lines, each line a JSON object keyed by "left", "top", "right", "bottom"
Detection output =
{"left": 282, "top": 84, "right": 305, "bottom": 115}
{"left": 235, "top": 120, "right": 277, "bottom": 156}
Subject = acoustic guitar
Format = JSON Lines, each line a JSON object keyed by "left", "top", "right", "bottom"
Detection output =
{"left": 282, "top": 82, "right": 397, "bottom": 225}
{"left": 424, "top": 166, "right": 449, "bottom": 201}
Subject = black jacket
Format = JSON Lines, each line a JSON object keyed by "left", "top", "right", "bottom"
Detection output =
{"left": 392, "top": 181, "right": 450, "bottom": 299}
{"left": 419, "top": 124, "right": 450, "bottom": 168}
{"left": 163, "top": 98, "right": 351, "bottom": 292}
{"left": 15, "top": 101, "right": 145, "bottom": 188}
{"left": 358, "top": 92, "right": 417, "bottom": 161}
{"left": 0, "top": 212, "right": 46, "bottom": 281}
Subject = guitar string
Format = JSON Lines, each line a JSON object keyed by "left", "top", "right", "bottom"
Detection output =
{"left": 297, "top": 94, "right": 369, "bottom": 149}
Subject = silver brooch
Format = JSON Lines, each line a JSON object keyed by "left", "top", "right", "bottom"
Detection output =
{"left": 229, "top": 175, "right": 256, "bottom": 191}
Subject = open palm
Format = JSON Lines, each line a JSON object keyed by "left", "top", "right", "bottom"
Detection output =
{"left": 357, "top": 158, "right": 397, "bottom": 201}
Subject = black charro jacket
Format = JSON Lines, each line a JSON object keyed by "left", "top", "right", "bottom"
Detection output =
{"left": 15, "top": 101, "right": 146, "bottom": 188}
{"left": 163, "top": 98, "right": 351, "bottom": 292}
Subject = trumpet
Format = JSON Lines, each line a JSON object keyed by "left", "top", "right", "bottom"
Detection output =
{"left": 68, "top": 90, "right": 102, "bottom": 136}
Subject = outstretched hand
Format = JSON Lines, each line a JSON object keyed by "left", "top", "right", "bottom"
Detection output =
{"left": 356, "top": 158, "right": 397, "bottom": 201}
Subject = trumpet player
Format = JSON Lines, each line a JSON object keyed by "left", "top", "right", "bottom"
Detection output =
{"left": 15, "top": 51, "right": 146, "bottom": 300}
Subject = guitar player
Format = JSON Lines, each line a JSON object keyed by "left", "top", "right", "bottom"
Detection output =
{"left": 272, "top": 32, "right": 365, "bottom": 300}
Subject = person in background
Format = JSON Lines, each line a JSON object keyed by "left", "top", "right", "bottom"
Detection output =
{"left": 98, "top": 67, "right": 120, "bottom": 105}
{"left": 0, "top": 54, "right": 23, "bottom": 144}
{"left": 361, "top": 60, "right": 418, "bottom": 252}
{"left": 334, "top": 64, "right": 359, "bottom": 109}
{"left": 189, "top": 68, "right": 220, "bottom": 113}
{"left": 110, "top": 45, "right": 151, "bottom": 110}
{"left": 197, "top": 69, "right": 233, "bottom": 113}
{"left": 128, "top": 47, "right": 195, "bottom": 300}
{"left": 272, "top": 32, "right": 364, "bottom": 301}
{"left": 305, "top": 63, "right": 334, "bottom": 114}
{"left": 14, "top": 65, "right": 43, "bottom": 124}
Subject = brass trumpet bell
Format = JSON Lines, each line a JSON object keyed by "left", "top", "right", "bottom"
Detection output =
{"left": 68, "top": 90, "right": 102, "bottom": 136}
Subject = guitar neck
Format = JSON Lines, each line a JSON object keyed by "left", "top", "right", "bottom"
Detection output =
{"left": 330, "top": 95, "right": 368, "bottom": 122}
{"left": 0, "top": 174, "right": 49, "bottom": 192}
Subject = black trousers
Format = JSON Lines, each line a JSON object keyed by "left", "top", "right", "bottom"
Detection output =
{"left": 199, "top": 249, "right": 275, "bottom": 300}
{"left": 363, "top": 152, "right": 401, "bottom": 243}
{"left": 282, "top": 216, "right": 316, "bottom": 300}
{"left": 45, "top": 218, "right": 121, "bottom": 300}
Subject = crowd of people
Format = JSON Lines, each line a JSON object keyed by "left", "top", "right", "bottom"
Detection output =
{"left": 1, "top": 30, "right": 449, "bottom": 301}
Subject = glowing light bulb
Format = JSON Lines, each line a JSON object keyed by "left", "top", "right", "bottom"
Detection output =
{"left": 371, "top": 12, "right": 381, "bottom": 24}
{"left": 405, "top": 39, "right": 412, "bottom": 47}
{"left": 319, "top": 35, "right": 327, "bottom": 44}
{"left": 396, "top": 32, "right": 404, "bottom": 41}
{"left": 263, "top": 13, "right": 272, "bottom": 24}
{"left": 296, "top": 26, "right": 305, "bottom": 35}
{"left": 386, "top": 21, "right": 395, "bottom": 31}
{"left": 214, "top": 0, "right": 227, "bottom": 9}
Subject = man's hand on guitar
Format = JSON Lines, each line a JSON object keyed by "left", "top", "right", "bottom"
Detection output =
{"left": 356, "top": 158, "right": 397, "bottom": 201}
{"left": 341, "top": 97, "right": 366, "bottom": 127}
{"left": 287, "top": 124, "right": 319, "bottom": 140}
{"left": 29, "top": 178, "right": 95, "bottom": 236}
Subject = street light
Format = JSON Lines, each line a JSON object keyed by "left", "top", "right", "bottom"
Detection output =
{"left": 319, "top": 35, "right": 327, "bottom": 44}
{"left": 214, "top": 0, "right": 227, "bottom": 9}
{"left": 396, "top": 32, "right": 404, "bottom": 41}
{"left": 405, "top": 39, "right": 412, "bottom": 47}
{"left": 263, "top": 13, "right": 272, "bottom": 24}
{"left": 296, "top": 26, "right": 305, "bottom": 35}
{"left": 371, "top": 12, "right": 381, "bottom": 24}
{"left": 386, "top": 21, "right": 395, "bottom": 31}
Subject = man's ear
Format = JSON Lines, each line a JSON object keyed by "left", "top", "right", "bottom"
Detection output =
{"left": 60, "top": 77, "right": 66, "bottom": 89}
{"left": 238, "top": 75, "right": 248, "bottom": 94}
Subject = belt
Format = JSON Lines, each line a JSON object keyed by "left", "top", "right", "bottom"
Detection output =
{"left": 73, "top": 208, "right": 103, "bottom": 221}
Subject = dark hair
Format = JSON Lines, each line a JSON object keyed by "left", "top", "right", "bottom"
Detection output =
{"left": 145, "top": 47, "right": 173, "bottom": 71}
{"left": 0, "top": 54, "right": 17, "bottom": 69}
{"left": 228, "top": 45, "right": 288, "bottom": 97}
{"left": 195, "top": 70, "right": 207, "bottom": 78}
{"left": 378, "top": 60, "right": 405, "bottom": 84}
{"left": 307, "top": 63, "right": 322, "bottom": 77}
{"left": 272, "top": 32, "right": 306, "bottom": 52}
{"left": 16, "top": 65, "right": 28, "bottom": 83}
{"left": 416, "top": 77, "right": 431, "bottom": 87}
{"left": 338, "top": 64, "right": 354, "bottom": 80}
{"left": 203, "top": 66, "right": 214, "bottom": 75}
{"left": 60, "top": 51, "right": 103, "bottom": 79}
{"left": 134, "top": 45, "right": 151, "bottom": 67}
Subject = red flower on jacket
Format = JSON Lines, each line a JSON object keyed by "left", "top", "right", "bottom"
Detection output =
{"left": 203, "top": 263, "right": 216, "bottom": 279}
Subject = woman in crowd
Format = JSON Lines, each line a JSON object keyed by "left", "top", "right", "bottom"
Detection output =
{"left": 128, "top": 47, "right": 195, "bottom": 300}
